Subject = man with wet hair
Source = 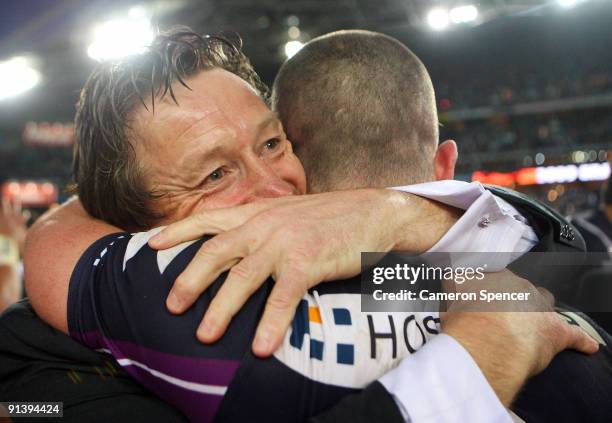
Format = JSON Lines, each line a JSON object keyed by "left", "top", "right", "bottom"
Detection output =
{"left": 10, "top": 28, "right": 602, "bottom": 423}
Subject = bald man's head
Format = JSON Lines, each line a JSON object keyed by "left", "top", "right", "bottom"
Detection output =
{"left": 272, "top": 30, "right": 439, "bottom": 193}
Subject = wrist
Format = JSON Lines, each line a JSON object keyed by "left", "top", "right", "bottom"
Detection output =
{"left": 385, "top": 189, "right": 461, "bottom": 254}
{"left": 443, "top": 314, "right": 530, "bottom": 406}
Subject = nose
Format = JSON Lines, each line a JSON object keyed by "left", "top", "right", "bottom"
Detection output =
{"left": 242, "top": 159, "right": 295, "bottom": 202}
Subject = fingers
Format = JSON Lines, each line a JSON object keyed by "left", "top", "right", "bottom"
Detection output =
{"left": 563, "top": 323, "right": 599, "bottom": 355}
{"left": 252, "top": 268, "right": 311, "bottom": 357}
{"left": 149, "top": 197, "right": 300, "bottom": 249}
{"left": 12, "top": 198, "right": 22, "bottom": 215}
{"left": 196, "top": 251, "right": 274, "bottom": 343}
{"left": 149, "top": 208, "right": 244, "bottom": 249}
{"left": 166, "top": 232, "right": 246, "bottom": 314}
{"left": 1, "top": 197, "right": 19, "bottom": 216}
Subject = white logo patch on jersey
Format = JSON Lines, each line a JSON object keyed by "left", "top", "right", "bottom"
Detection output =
{"left": 274, "top": 291, "right": 440, "bottom": 389}
{"left": 122, "top": 228, "right": 198, "bottom": 275}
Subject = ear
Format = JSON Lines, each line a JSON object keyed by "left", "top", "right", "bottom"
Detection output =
{"left": 433, "top": 140, "right": 458, "bottom": 181}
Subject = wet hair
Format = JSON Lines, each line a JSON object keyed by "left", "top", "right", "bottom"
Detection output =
{"left": 73, "top": 27, "right": 268, "bottom": 228}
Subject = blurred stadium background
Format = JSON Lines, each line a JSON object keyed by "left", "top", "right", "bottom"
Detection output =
{"left": 0, "top": 0, "right": 610, "bottom": 219}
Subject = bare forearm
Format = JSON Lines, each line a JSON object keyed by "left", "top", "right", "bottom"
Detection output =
{"left": 444, "top": 315, "right": 529, "bottom": 406}
{"left": 440, "top": 272, "right": 599, "bottom": 408}
{"left": 385, "top": 190, "right": 461, "bottom": 254}
{"left": 25, "top": 197, "right": 121, "bottom": 332}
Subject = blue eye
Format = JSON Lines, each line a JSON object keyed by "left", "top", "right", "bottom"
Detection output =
{"left": 265, "top": 138, "right": 281, "bottom": 150}
{"left": 204, "top": 168, "right": 224, "bottom": 184}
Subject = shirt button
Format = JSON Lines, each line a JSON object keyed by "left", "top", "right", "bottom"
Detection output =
{"left": 478, "top": 216, "right": 491, "bottom": 228}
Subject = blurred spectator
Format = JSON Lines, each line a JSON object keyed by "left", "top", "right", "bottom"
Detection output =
{"left": 434, "top": 68, "right": 612, "bottom": 110}
{"left": 0, "top": 198, "right": 28, "bottom": 313}
{"left": 443, "top": 107, "right": 612, "bottom": 155}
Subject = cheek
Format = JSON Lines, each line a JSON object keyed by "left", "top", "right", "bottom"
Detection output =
{"left": 156, "top": 192, "right": 203, "bottom": 224}
{"left": 277, "top": 154, "right": 307, "bottom": 194}
{"left": 191, "top": 186, "right": 250, "bottom": 212}
{"left": 154, "top": 175, "right": 259, "bottom": 224}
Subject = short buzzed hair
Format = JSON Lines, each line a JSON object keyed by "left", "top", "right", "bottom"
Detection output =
{"left": 272, "top": 30, "right": 438, "bottom": 193}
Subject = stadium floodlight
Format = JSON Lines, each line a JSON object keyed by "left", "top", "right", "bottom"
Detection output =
{"left": 426, "top": 8, "right": 450, "bottom": 31}
{"left": 87, "top": 12, "right": 154, "bottom": 61}
{"left": 284, "top": 41, "right": 304, "bottom": 58}
{"left": 449, "top": 5, "right": 478, "bottom": 24}
{"left": 558, "top": 0, "right": 578, "bottom": 8}
{"left": 288, "top": 26, "right": 301, "bottom": 39}
{"left": 0, "top": 57, "right": 41, "bottom": 101}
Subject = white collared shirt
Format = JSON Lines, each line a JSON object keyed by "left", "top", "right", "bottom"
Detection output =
{"left": 380, "top": 180, "right": 538, "bottom": 423}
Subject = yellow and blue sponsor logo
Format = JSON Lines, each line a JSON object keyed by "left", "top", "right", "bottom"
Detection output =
{"left": 289, "top": 299, "right": 355, "bottom": 365}
{"left": 275, "top": 292, "right": 440, "bottom": 388}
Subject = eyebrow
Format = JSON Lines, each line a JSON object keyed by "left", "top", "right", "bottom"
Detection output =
{"left": 178, "top": 112, "right": 282, "bottom": 175}
{"left": 255, "top": 112, "right": 282, "bottom": 137}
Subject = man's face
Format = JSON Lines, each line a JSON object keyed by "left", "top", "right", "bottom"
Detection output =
{"left": 132, "top": 68, "right": 307, "bottom": 225}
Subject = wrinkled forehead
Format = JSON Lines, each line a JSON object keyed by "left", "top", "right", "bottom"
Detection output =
{"left": 131, "top": 68, "right": 267, "bottom": 146}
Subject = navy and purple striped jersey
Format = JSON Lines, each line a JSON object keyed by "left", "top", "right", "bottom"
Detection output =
{"left": 68, "top": 230, "right": 442, "bottom": 422}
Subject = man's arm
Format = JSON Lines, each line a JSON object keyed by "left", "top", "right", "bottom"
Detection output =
{"left": 149, "top": 181, "right": 539, "bottom": 354}
{"left": 63, "top": 227, "right": 598, "bottom": 423}
{"left": 24, "top": 198, "right": 118, "bottom": 332}
{"left": 25, "top": 189, "right": 457, "bottom": 334}
{"left": 20, "top": 191, "right": 454, "bottom": 423}
{"left": 23, "top": 190, "right": 596, "bottom": 423}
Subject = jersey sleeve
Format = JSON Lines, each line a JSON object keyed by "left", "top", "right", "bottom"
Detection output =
{"left": 67, "top": 230, "right": 272, "bottom": 423}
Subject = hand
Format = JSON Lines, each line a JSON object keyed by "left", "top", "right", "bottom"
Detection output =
{"left": 0, "top": 265, "right": 21, "bottom": 313}
{"left": 149, "top": 188, "right": 459, "bottom": 356}
{"left": 441, "top": 270, "right": 599, "bottom": 406}
{"left": 0, "top": 197, "right": 29, "bottom": 255}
